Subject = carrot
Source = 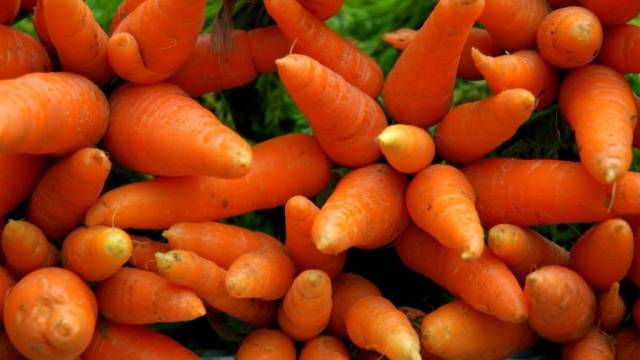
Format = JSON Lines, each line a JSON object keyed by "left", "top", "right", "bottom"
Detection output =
{"left": 479, "top": 0, "right": 550, "bottom": 51}
{"left": 0, "top": 25, "right": 52, "bottom": 80}
{"left": 95, "top": 267, "right": 206, "bottom": 324}
{"left": 32, "top": 0, "right": 52, "bottom": 48}
{"left": 382, "top": 0, "right": 485, "bottom": 128}
{"left": 129, "top": 235, "right": 170, "bottom": 272}
{"left": 548, "top": 0, "right": 578, "bottom": 8}
{"left": 435, "top": 89, "right": 537, "bottom": 164}
{"left": 597, "top": 282, "right": 625, "bottom": 332}
{"left": 406, "top": 164, "right": 484, "bottom": 260}
{"left": 264, "top": 0, "right": 383, "bottom": 98}
{"left": 0, "top": 72, "right": 109, "bottom": 155}
{"left": 284, "top": 196, "right": 345, "bottom": 278}
{"left": 107, "top": 0, "right": 206, "bottom": 84}
{"left": 382, "top": 28, "right": 416, "bottom": 51}
{"left": 377, "top": 124, "right": 435, "bottom": 174}
{"left": 396, "top": 224, "right": 528, "bottom": 323}
{"left": 487, "top": 224, "right": 569, "bottom": 281}
{"left": 1, "top": 220, "right": 59, "bottom": 275}
{"left": 0, "top": 154, "right": 46, "bottom": 218}
{"left": 27, "top": 147, "right": 111, "bottom": 242}
{"left": 105, "top": 82, "right": 252, "bottom": 178}
{"left": 155, "top": 250, "right": 276, "bottom": 326}
{"left": 561, "top": 328, "right": 615, "bottom": 360}
{"left": 276, "top": 54, "right": 386, "bottom": 167}
{"left": 298, "top": 0, "right": 343, "bottom": 20}
{"left": 471, "top": 48, "right": 559, "bottom": 109}
{"left": 0, "top": 329, "right": 23, "bottom": 360}
{"left": 247, "top": 26, "right": 290, "bottom": 73}
{"left": 3, "top": 268, "right": 97, "bottom": 360}
{"left": 108, "top": 0, "right": 145, "bottom": 34}
{"left": 0, "top": 266, "right": 16, "bottom": 321}
{"left": 615, "top": 327, "right": 640, "bottom": 360}
{"left": 560, "top": 65, "right": 637, "bottom": 184}
{"left": 580, "top": 0, "right": 640, "bottom": 26}
{"left": 85, "top": 133, "right": 331, "bottom": 229}
{"left": 236, "top": 329, "right": 296, "bottom": 360}
{"left": 312, "top": 164, "right": 409, "bottom": 254}
{"left": 525, "top": 265, "right": 596, "bottom": 342}
{"left": 300, "top": 335, "right": 350, "bottom": 360}
{"left": 0, "top": 0, "right": 19, "bottom": 25}
{"left": 598, "top": 24, "right": 640, "bottom": 74}
{"left": 420, "top": 300, "right": 537, "bottom": 360}
{"left": 328, "top": 273, "right": 381, "bottom": 338}
{"left": 82, "top": 320, "right": 199, "bottom": 360}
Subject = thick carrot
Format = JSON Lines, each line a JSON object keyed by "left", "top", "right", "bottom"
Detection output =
{"left": 382, "top": 0, "right": 485, "bottom": 127}
{"left": 0, "top": 266, "right": 15, "bottom": 321}
{"left": 82, "top": 320, "right": 199, "bottom": 360}
{"left": 471, "top": 48, "right": 559, "bottom": 109}
{"left": 597, "top": 282, "right": 625, "bottom": 332}
{"left": 1, "top": 220, "right": 59, "bottom": 275}
{"left": 109, "top": 0, "right": 145, "bottom": 34}
{"left": 377, "top": 124, "right": 435, "bottom": 174}
{"left": 284, "top": 196, "right": 345, "bottom": 278}
{"left": 580, "top": 0, "right": 640, "bottom": 26}
{"left": 129, "top": 235, "right": 169, "bottom": 272}
{"left": 0, "top": 329, "right": 22, "bottom": 360}
{"left": 298, "top": 0, "right": 343, "bottom": 20}
{"left": 312, "top": 164, "right": 409, "bottom": 254}
{"left": 561, "top": 328, "right": 614, "bottom": 360}
{"left": 264, "top": 0, "right": 383, "bottom": 97}
{"left": 247, "top": 26, "right": 290, "bottom": 73}
{"left": 276, "top": 54, "right": 386, "bottom": 167}
{"left": 236, "top": 329, "right": 296, "bottom": 360}
{"left": 95, "top": 267, "right": 206, "bottom": 324}
{"left": 0, "top": 154, "right": 46, "bottom": 217}
{"left": 329, "top": 273, "right": 381, "bottom": 338}
{"left": 85, "top": 133, "right": 331, "bottom": 229}
{"left": 3, "top": 268, "right": 97, "bottom": 360}
{"left": 300, "top": 335, "right": 349, "bottom": 360}
{"left": 0, "top": 72, "right": 109, "bottom": 155}
{"left": 108, "top": 0, "right": 206, "bottom": 84}
{"left": 406, "top": 164, "right": 484, "bottom": 260}
{"left": 479, "top": 0, "right": 550, "bottom": 51}
{"left": 420, "top": 300, "right": 537, "bottom": 360}
{"left": 435, "top": 89, "right": 536, "bottom": 164}
{"left": 487, "top": 224, "right": 569, "bottom": 280}
{"left": 598, "top": 24, "right": 640, "bottom": 74}
{"left": 560, "top": 65, "right": 637, "bottom": 184}
{"left": 615, "top": 327, "right": 640, "bottom": 360}
{"left": 0, "top": 25, "right": 52, "bottom": 80}
{"left": 396, "top": 224, "right": 528, "bottom": 323}
{"left": 0, "top": 1, "right": 19, "bottom": 25}
{"left": 27, "top": 147, "right": 111, "bottom": 242}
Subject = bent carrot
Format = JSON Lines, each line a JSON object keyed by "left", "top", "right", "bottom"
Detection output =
{"left": 598, "top": 24, "right": 640, "bottom": 74}
{"left": 247, "top": 26, "right": 290, "bottom": 73}
{"left": 561, "top": 328, "right": 614, "bottom": 360}
{"left": 1, "top": 220, "right": 59, "bottom": 275}
{"left": 0, "top": 1, "right": 19, "bottom": 25}
{"left": 0, "top": 266, "right": 15, "bottom": 321}
{"left": 0, "top": 25, "right": 52, "bottom": 80}
{"left": 479, "top": 0, "right": 550, "bottom": 51}
{"left": 225, "top": 247, "right": 296, "bottom": 300}
{"left": 299, "top": 0, "right": 343, "bottom": 20}
{"left": 597, "top": 282, "right": 625, "bottom": 332}
{"left": 0, "top": 154, "right": 46, "bottom": 217}
{"left": 300, "top": 336, "right": 349, "bottom": 360}
{"left": 0, "top": 329, "right": 22, "bottom": 360}
{"left": 109, "top": 0, "right": 145, "bottom": 34}
{"left": 129, "top": 235, "right": 170, "bottom": 272}
{"left": 236, "top": 329, "right": 296, "bottom": 360}
{"left": 615, "top": 327, "right": 640, "bottom": 360}
{"left": 580, "top": 0, "right": 640, "bottom": 26}
{"left": 329, "top": 273, "right": 381, "bottom": 338}
{"left": 377, "top": 124, "right": 435, "bottom": 174}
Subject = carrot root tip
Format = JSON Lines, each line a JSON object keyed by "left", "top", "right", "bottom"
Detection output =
{"left": 154, "top": 252, "right": 175, "bottom": 273}
{"left": 461, "top": 249, "right": 480, "bottom": 261}
{"left": 605, "top": 167, "right": 618, "bottom": 183}
{"left": 226, "top": 273, "right": 249, "bottom": 297}
{"left": 105, "top": 231, "right": 130, "bottom": 258}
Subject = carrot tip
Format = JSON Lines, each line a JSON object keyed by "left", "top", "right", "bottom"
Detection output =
{"left": 154, "top": 252, "right": 175, "bottom": 273}
{"left": 376, "top": 129, "right": 402, "bottom": 149}
{"left": 2, "top": 220, "right": 24, "bottom": 239}
{"left": 605, "top": 168, "right": 618, "bottom": 183}
{"left": 104, "top": 230, "right": 131, "bottom": 258}
{"left": 461, "top": 249, "right": 480, "bottom": 261}
{"left": 226, "top": 273, "right": 248, "bottom": 297}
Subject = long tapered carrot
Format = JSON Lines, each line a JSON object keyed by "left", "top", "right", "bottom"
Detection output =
{"left": 598, "top": 24, "right": 640, "bottom": 74}
{"left": 396, "top": 224, "right": 528, "bottom": 323}
{"left": 27, "top": 148, "right": 111, "bottom": 242}
{"left": 479, "top": 0, "right": 550, "bottom": 51}
{"left": 0, "top": 154, "right": 46, "bottom": 218}
{"left": 0, "top": 25, "right": 52, "bottom": 80}
{"left": 264, "top": 0, "right": 383, "bottom": 97}
{"left": 129, "top": 235, "right": 169, "bottom": 272}
{"left": 0, "top": 329, "right": 22, "bottom": 360}
{"left": 300, "top": 336, "right": 350, "bottom": 360}
{"left": 312, "top": 164, "right": 409, "bottom": 254}
{"left": 561, "top": 328, "right": 614, "bottom": 360}
{"left": 298, "top": 0, "right": 343, "bottom": 19}
{"left": 560, "top": 65, "right": 637, "bottom": 184}
{"left": 615, "top": 327, "right": 640, "bottom": 360}
{"left": 377, "top": 124, "right": 435, "bottom": 174}
{"left": 247, "top": 26, "right": 290, "bottom": 73}
{"left": 580, "top": 0, "right": 640, "bottom": 26}
{"left": 0, "top": 266, "right": 15, "bottom": 321}
{"left": 277, "top": 54, "right": 386, "bottom": 167}
{"left": 0, "top": 0, "right": 20, "bottom": 24}
{"left": 329, "top": 273, "right": 382, "bottom": 338}
{"left": 597, "top": 282, "right": 625, "bottom": 332}
{"left": 95, "top": 267, "right": 206, "bottom": 324}
{"left": 382, "top": 0, "right": 485, "bottom": 127}
{"left": 1, "top": 220, "right": 59, "bottom": 275}
{"left": 406, "top": 164, "right": 484, "bottom": 260}
{"left": 236, "top": 329, "right": 296, "bottom": 360}
{"left": 86, "top": 134, "right": 331, "bottom": 229}
{"left": 435, "top": 89, "right": 536, "bottom": 164}
{"left": 472, "top": 48, "right": 559, "bottom": 109}
{"left": 108, "top": 0, "right": 145, "bottom": 34}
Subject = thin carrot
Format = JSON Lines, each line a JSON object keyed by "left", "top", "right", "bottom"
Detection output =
{"left": 236, "top": 329, "right": 296, "bottom": 360}
{"left": 129, "top": 235, "right": 170, "bottom": 272}
{"left": 561, "top": 328, "right": 615, "bottom": 360}
{"left": 396, "top": 224, "right": 528, "bottom": 323}
{"left": 0, "top": 25, "right": 52, "bottom": 80}
{"left": 247, "top": 26, "right": 290, "bottom": 73}
{"left": 382, "top": 0, "right": 485, "bottom": 127}
{"left": 95, "top": 267, "right": 206, "bottom": 324}
{"left": 0, "top": 154, "right": 46, "bottom": 217}
{"left": 0, "top": 1, "right": 19, "bottom": 25}
{"left": 328, "top": 273, "right": 381, "bottom": 338}
{"left": 580, "top": 0, "right": 640, "bottom": 26}
{"left": 3, "top": 268, "right": 97, "bottom": 360}
{"left": 615, "top": 327, "right": 640, "bottom": 360}
{"left": 382, "top": 28, "right": 415, "bottom": 51}
{"left": 0, "top": 266, "right": 16, "bottom": 321}
{"left": 0, "top": 329, "right": 23, "bottom": 360}
{"left": 300, "top": 336, "right": 350, "bottom": 360}
{"left": 85, "top": 134, "right": 332, "bottom": 229}
{"left": 598, "top": 24, "right": 640, "bottom": 74}
{"left": 108, "top": 0, "right": 145, "bottom": 34}
{"left": 597, "top": 282, "right": 625, "bottom": 332}
{"left": 377, "top": 124, "right": 435, "bottom": 174}
{"left": 312, "top": 164, "right": 409, "bottom": 254}
{"left": 1, "top": 220, "right": 59, "bottom": 275}
{"left": 479, "top": 0, "right": 550, "bottom": 51}
{"left": 298, "top": 0, "right": 343, "bottom": 20}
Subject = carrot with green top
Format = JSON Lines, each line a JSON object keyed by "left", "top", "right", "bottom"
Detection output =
{"left": 598, "top": 24, "right": 640, "bottom": 74}
{"left": 377, "top": 124, "right": 435, "bottom": 174}
{"left": 109, "top": 0, "right": 145, "bottom": 34}
{"left": 561, "top": 328, "right": 614, "bottom": 360}
{"left": 329, "top": 273, "right": 381, "bottom": 338}
{"left": 0, "top": 1, "right": 20, "bottom": 24}
{"left": 0, "top": 154, "right": 46, "bottom": 217}
{"left": 0, "top": 25, "right": 52, "bottom": 80}
{"left": 236, "top": 329, "right": 296, "bottom": 360}
{"left": 597, "top": 282, "right": 625, "bottom": 332}
{"left": 1, "top": 220, "right": 59, "bottom": 275}
{"left": 129, "top": 235, "right": 169, "bottom": 272}
{"left": 247, "top": 26, "right": 290, "bottom": 73}
{"left": 0, "top": 266, "right": 15, "bottom": 321}
{"left": 580, "top": 0, "right": 640, "bottom": 26}
{"left": 615, "top": 327, "right": 640, "bottom": 360}
{"left": 300, "top": 336, "right": 349, "bottom": 360}
{"left": 479, "top": 0, "right": 550, "bottom": 51}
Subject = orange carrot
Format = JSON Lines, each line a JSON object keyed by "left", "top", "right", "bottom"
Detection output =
{"left": 82, "top": 320, "right": 199, "bottom": 360}
{"left": 95, "top": 267, "right": 206, "bottom": 324}
{"left": 298, "top": 0, "right": 343, "bottom": 20}
{"left": 382, "top": 28, "right": 415, "bottom": 51}
{"left": 435, "top": 88, "right": 536, "bottom": 164}
{"left": 561, "top": 328, "right": 615, "bottom": 360}
{"left": 109, "top": 0, "right": 145, "bottom": 34}
{"left": 247, "top": 26, "right": 290, "bottom": 73}
{"left": 0, "top": 329, "right": 23, "bottom": 360}
{"left": 0, "top": 72, "right": 109, "bottom": 155}
{"left": 264, "top": 0, "right": 383, "bottom": 97}
{"left": 382, "top": 0, "right": 485, "bottom": 127}
{"left": 32, "top": 0, "right": 52, "bottom": 48}
{"left": 597, "top": 282, "right": 625, "bottom": 332}
{"left": 406, "top": 164, "right": 484, "bottom": 260}
{"left": 0, "top": 1, "right": 20, "bottom": 25}
{"left": 277, "top": 54, "right": 386, "bottom": 167}
{"left": 472, "top": 48, "right": 559, "bottom": 109}
{"left": 630, "top": 224, "right": 640, "bottom": 287}
{"left": 284, "top": 196, "right": 345, "bottom": 278}
{"left": 487, "top": 224, "right": 569, "bottom": 280}
{"left": 396, "top": 224, "right": 528, "bottom": 323}
{"left": 560, "top": 65, "right": 637, "bottom": 184}
{"left": 580, "top": 0, "right": 640, "bottom": 26}
{"left": 236, "top": 329, "right": 296, "bottom": 360}
{"left": 1, "top": 220, "right": 59, "bottom": 275}
{"left": 300, "top": 335, "right": 349, "bottom": 360}
{"left": 0, "top": 154, "right": 46, "bottom": 217}
{"left": 86, "top": 133, "right": 332, "bottom": 229}
{"left": 458, "top": 27, "right": 503, "bottom": 80}
{"left": 615, "top": 327, "right": 640, "bottom": 360}
{"left": 328, "top": 273, "right": 381, "bottom": 338}
{"left": 108, "top": 0, "right": 206, "bottom": 84}
{"left": 0, "top": 25, "right": 52, "bottom": 80}
{"left": 105, "top": 82, "right": 252, "bottom": 177}
{"left": 312, "top": 164, "right": 409, "bottom": 254}
{"left": 0, "top": 266, "right": 16, "bottom": 321}
{"left": 377, "top": 124, "right": 435, "bottom": 174}
{"left": 479, "top": 0, "right": 550, "bottom": 51}
{"left": 598, "top": 24, "right": 640, "bottom": 74}
{"left": 548, "top": 0, "right": 578, "bottom": 8}
{"left": 525, "top": 265, "right": 596, "bottom": 342}
{"left": 27, "top": 147, "right": 111, "bottom": 242}
{"left": 3, "top": 268, "right": 97, "bottom": 360}
{"left": 129, "top": 235, "right": 170, "bottom": 272}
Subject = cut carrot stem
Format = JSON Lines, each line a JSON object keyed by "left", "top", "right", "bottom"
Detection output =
{"left": 0, "top": 25, "right": 52, "bottom": 80}
{"left": 1, "top": 220, "right": 59, "bottom": 275}
{"left": 377, "top": 124, "right": 435, "bottom": 174}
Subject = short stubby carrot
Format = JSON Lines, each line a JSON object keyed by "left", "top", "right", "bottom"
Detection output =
{"left": 328, "top": 273, "right": 381, "bottom": 338}
{"left": 236, "top": 329, "right": 296, "bottom": 360}
{"left": 0, "top": 1, "right": 19, "bottom": 24}
{"left": 0, "top": 72, "right": 109, "bottom": 155}
{"left": 247, "top": 26, "right": 290, "bottom": 73}
{"left": 615, "top": 327, "right": 640, "bottom": 360}
{"left": 561, "top": 328, "right": 614, "bottom": 360}
{"left": 0, "top": 266, "right": 15, "bottom": 321}
{"left": 598, "top": 24, "right": 640, "bottom": 75}
{"left": 597, "top": 282, "right": 625, "bottom": 332}
{"left": 85, "top": 133, "right": 331, "bottom": 229}
{"left": 129, "top": 235, "right": 170, "bottom": 272}
{"left": 0, "top": 154, "right": 46, "bottom": 217}
{"left": 277, "top": 54, "right": 386, "bottom": 167}
{"left": 377, "top": 124, "right": 435, "bottom": 174}
{"left": 1, "top": 220, "right": 59, "bottom": 275}
{"left": 299, "top": 0, "right": 343, "bottom": 19}
{"left": 0, "top": 329, "right": 22, "bottom": 360}
{"left": 108, "top": 0, "right": 145, "bottom": 34}
{"left": 312, "top": 164, "right": 409, "bottom": 255}
{"left": 479, "top": 0, "right": 550, "bottom": 51}
{"left": 0, "top": 25, "right": 52, "bottom": 80}
{"left": 300, "top": 336, "right": 349, "bottom": 360}
{"left": 382, "top": 0, "right": 485, "bottom": 127}
{"left": 580, "top": 0, "right": 640, "bottom": 26}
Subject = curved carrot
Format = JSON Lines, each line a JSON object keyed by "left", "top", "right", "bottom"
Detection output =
{"left": 0, "top": 154, "right": 46, "bottom": 217}
{"left": 580, "top": 0, "right": 640, "bottom": 26}
{"left": 458, "top": 28, "right": 503, "bottom": 80}
{"left": 298, "top": 0, "right": 343, "bottom": 20}
{"left": 328, "top": 273, "right": 381, "bottom": 338}
{"left": 3, "top": 268, "right": 97, "bottom": 360}
{"left": 236, "top": 329, "right": 296, "bottom": 360}
{"left": 247, "top": 26, "right": 290, "bottom": 73}
{"left": 312, "top": 164, "right": 409, "bottom": 254}
{"left": 0, "top": 266, "right": 16, "bottom": 321}
{"left": 225, "top": 247, "right": 296, "bottom": 300}
{"left": 598, "top": 24, "right": 640, "bottom": 75}
{"left": 615, "top": 327, "right": 640, "bottom": 360}
{"left": 406, "top": 164, "right": 484, "bottom": 260}
{"left": 108, "top": 0, "right": 145, "bottom": 34}
{"left": 561, "top": 328, "right": 614, "bottom": 360}
{"left": 0, "top": 25, "right": 52, "bottom": 80}
{"left": 129, "top": 235, "right": 170, "bottom": 272}
{"left": 597, "top": 282, "right": 625, "bottom": 332}
{"left": 95, "top": 267, "right": 206, "bottom": 324}
{"left": 1, "top": 220, "right": 59, "bottom": 275}
{"left": 0, "top": 0, "right": 20, "bottom": 24}
{"left": 396, "top": 224, "right": 527, "bottom": 323}
{"left": 27, "top": 147, "right": 111, "bottom": 242}
{"left": 0, "top": 329, "right": 22, "bottom": 360}
{"left": 86, "top": 134, "right": 332, "bottom": 229}
{"left": 479, "top": 0, "right": 550, "bottom": 51}
{"left": 277, "top": 54, "right": 386, "bottom": 167}
{"left": 377, "top": 124, "right": 435, "bottom": 174}
{"left": 382, "top": 0, "right": 485, "bottom": 127}
{"left": 300, "top": 335, "right": 349, "bottom": 360}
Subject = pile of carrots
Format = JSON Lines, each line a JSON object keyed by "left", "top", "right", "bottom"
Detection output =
{"left": 3, "top": 0, "right": 640, "bottom": 359}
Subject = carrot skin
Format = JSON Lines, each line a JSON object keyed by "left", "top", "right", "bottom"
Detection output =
{"left": 0, "top": 0, "right": 20, "bottom": 25}
{"left": 298, "top": 0, "right": 343, "bottom": 19}
{"left": 299, "top": 335, "right": 350, "bottom": 360}
{"left": 0, "top": 154, "right": 46, "bottom": 218}
{"left": 598, "top": 24, "right": 640, "bottom": 74}
{"left": 0, "top": 329, "right": 23, "bottom": 360}
{"left": 328, "top": 273, "right": 381, "bottom": 338}
{"left": 615, "top": 327, "right": 640, "bottom": 360}
{"left": 247, "top": 26, "right": 290, "bottom": 73}
{"left": 0, "top": 266, "right": 16, "bottom": 321}
{"left": 236, "top": 329, "right": 296, "bottom": 360}
{"left": 108, "top": 0, "right": 145, "bottom": 34}
{"left": 0, "top": 25, "right": 52, "bottom": 80}
{"left": 129, "top": 235, "right": 170, "bottom": 272}
{"left": 1, "top": 220, "right": 59, "bottom": 275}
{"left": 629, "top": 228, "right": 640, "bottom": 287}
{"left": 596, "top": 282, "right": 625, "bottom": 332}
{"left": 479, "top": 0, "right": 550, "bottom": 51}
{"left": 580, "top": 0, "right": 640, "bottom": 26}
{"left": 382, "top": 28, "right": 416, "bottom": 51}
{"left": 377, "top": 124, "right": 435, "bottom": 174}
{"left": 561, "top": 328, "right": 614, "bottom": 360}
